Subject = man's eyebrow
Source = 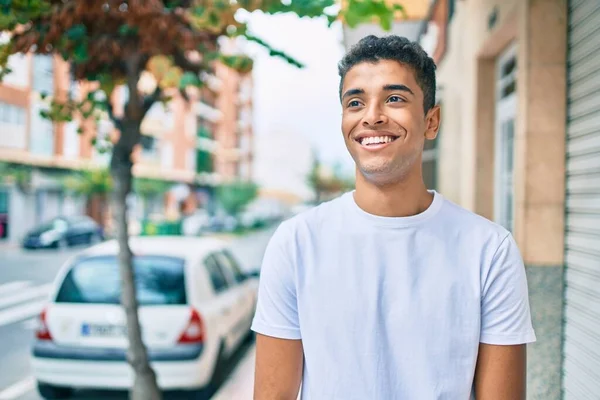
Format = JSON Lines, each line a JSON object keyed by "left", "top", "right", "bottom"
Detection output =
{"left": 341, "top": 88, "right": 364, "bottom": 99}
{"left": 383, "top": 84, "right": 414, "bottom": 95}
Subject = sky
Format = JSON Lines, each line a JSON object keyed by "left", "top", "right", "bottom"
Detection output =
{"left": 243, "top": 12, "right": 356, "bottom": 199}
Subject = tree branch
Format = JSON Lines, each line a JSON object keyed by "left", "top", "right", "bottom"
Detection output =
{"left": 105, "top": 100, "right": 123, "bottom": 131}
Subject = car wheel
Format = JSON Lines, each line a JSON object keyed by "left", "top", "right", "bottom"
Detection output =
{"left": 37, "top": 383, "right": 73, "bottom": 399}
{"left": 188, "top": 343, "right": 226, "bottom": 400}
{"left": 211, "top": 342, "right": 228, "bottom": 388}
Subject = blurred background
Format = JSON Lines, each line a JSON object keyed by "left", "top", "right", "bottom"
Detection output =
{"left": 0, "top": 0, "right": 598, "bottom": 399}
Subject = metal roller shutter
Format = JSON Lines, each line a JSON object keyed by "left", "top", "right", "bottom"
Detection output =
{"left": 563, "top": 0, "right": 600, "bottom": 398}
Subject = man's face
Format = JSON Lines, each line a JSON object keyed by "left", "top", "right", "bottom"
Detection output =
{"left": 341, "top": 60, "right": 440, "bottom": 185}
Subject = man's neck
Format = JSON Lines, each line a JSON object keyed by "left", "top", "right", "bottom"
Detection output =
{"left": 353, "top": 170, "right": 433, "bottom": 218}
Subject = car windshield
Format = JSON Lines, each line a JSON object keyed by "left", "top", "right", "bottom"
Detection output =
{"left": 55, "top": 256, "right": 187, "bottom": 305}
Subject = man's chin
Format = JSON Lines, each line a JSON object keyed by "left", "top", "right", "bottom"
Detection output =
{"left": 356, "top": 161, "right": 412, "bottom": 186}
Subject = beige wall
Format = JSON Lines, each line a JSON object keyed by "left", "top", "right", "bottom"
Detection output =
{"left": 436, "top": 0, "right": 567, "bottom": 266}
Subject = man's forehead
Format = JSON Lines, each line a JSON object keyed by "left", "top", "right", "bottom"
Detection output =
{"left": 342, "top": 61, "right": 419, "bottom": 93}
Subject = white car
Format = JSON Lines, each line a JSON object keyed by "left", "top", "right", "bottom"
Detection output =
{"left": 31, "top": 236, "right": 259, "bottom": 399}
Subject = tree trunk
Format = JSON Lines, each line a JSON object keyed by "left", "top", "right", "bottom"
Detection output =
{"left": 111, "top": 122, "right": 162, "bottom": 400}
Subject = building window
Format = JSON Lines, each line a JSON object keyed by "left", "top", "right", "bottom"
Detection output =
{"left": 29, "top": 100, "right": 54, "bottom": 156}
{"left": 32, "top": 55, "right": 54, "bottom": 95}
{"left": 494, "top": 43, "right": 518, "bottom": 232}
{"left": 187, "top": 148, "right": 196, "bottom": 171}
{"left": 63, "top": 121, "right": 80, "bottom": 159}
{"left": 0, "top": 103, "right": 25, "bottom": 125}
{"left": 161, "top": 142, "right": 174, "bottom": 169}
{"left": 0, "top": 102, "right": 27, "bottom": 149}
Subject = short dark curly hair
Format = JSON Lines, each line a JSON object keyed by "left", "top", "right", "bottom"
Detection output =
{"left": 338, "top": 35, "right": 437, "bottom": 114}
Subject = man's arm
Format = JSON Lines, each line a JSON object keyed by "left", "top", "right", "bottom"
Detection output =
{"left": 474, "top": 343, "right": 526, "bottom": 400}
{"left": 254, "top": 334, "right": 303, "bottom": 400}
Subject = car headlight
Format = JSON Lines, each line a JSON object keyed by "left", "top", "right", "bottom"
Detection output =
{"left": 39, "top": 230, "right": 60, "bottom": 245}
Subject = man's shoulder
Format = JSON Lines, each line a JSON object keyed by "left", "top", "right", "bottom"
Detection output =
{"left": 283, "top": 194, "right": 347, "bottom": 227}
{"left": 438, "top": 196, "right": 510, "bottom": 242}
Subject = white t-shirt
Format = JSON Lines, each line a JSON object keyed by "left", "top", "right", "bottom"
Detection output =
{"left": 252, "top": 191, "right": 536, "bottom": 399}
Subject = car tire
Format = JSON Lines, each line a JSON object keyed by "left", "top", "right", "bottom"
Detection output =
{"left": 210, "top": 342, "right": 227, "bottom": 389}
{"left": 37, "top": 383, "right": 73, "bottom": 399}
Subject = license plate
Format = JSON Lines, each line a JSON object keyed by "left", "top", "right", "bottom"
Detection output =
{"left": 81, "top": 323, "right": 127, "bottom": 337}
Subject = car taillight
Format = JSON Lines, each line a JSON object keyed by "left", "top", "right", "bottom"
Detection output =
{"left": 177, "top": 308, "right": 204, "bottom": 344}
{"left": 36, "top": 308, "right": 52, "bottom": 341}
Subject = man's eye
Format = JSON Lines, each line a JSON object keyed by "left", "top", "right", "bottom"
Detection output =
{"left": 348, "top": 100, "right": 361, "bottom": 108}
{"left": 387, "top": 96, "right": 404, "bottom": 103}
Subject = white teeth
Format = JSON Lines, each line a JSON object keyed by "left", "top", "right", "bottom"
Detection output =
{"left": 360, "top": 136, "right": 395, "bottom": 145}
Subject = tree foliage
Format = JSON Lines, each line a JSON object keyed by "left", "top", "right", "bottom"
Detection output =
{"left": 0, "top": 1, "right": 404, "bottom": 113}
{"left": 63, "top": 168, "right": 113, "bottom": 195}
{"left": 0, "top": 161, "right": 33, "bottom": 192}
{"left": 307, "top": 152, "right": 355, "bottom": 203}
{"left": 216, "top": 180, "right": 258, "bottom": 216}
{"left": 133, "top": 177, "right": 172, "bottom": 197}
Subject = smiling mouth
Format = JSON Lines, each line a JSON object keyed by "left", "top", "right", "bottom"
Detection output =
{"left": 355, "top": 135, "right": 399, "bottom": 147}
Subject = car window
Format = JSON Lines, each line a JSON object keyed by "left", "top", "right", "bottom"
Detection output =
{"left": 217, "top": 250, "right": 245, "bottom": 284}
{"left": 68, "top": 216, "right": 95, "bottom": 230}
{"left": 204, "top": 254, "right": 229, "bottom": 294}
{"left": 55, "top": 256, "right": 187, "bottom": 305}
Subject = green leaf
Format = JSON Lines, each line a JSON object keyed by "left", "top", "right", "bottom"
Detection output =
{"left": 179, "top": 71, "right": 200, "bottom": 89}
{"left": 40, "top": 91, "right": 48, "bottom": 100}
{"left": 73, "top": 42, "right": 89, "bottom": 63}
{"left": 118, "top": 24, "right": 138, "bottom": 36}
{"left": 379, "top": 15, "right": 392, "bottom": 31}
{"left": 77, "top": 127, "right": 84, "bottom": 135}
{"left": 208, "top": 10, "right": 220, "bottom": 29}
{"left": 66, "top": 24, "right": 87, "bottom": 41}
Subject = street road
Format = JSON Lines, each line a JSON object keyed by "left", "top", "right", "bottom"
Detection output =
{"left": 0, "top": 227, "right": 274, "bottom": 400}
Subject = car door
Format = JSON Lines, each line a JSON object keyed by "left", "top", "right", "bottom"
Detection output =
{"left": 65, "top": 217, "right": 86, "bottom": 245}
{"left": 214, "top": 251, "right": 253, "bottom": 347}
{"left": 203, "top": 254, "right": 238, "bottom": 354}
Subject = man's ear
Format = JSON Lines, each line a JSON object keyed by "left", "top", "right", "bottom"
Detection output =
{"left": 424, "top": 105, "right": 441, "bottom": 140}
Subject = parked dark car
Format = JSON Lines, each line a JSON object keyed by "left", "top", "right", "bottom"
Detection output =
{"left": 22, "top": 216, "right": 104, "bottom": 250}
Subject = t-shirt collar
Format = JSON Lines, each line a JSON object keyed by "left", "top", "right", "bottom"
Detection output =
{"left": 343, "top": 190, "right": 444, "bottom": 228}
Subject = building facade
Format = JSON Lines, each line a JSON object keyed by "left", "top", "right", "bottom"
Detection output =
{"left": 0, "top": 44, "right": 255, "bottom": 242}
{"left": 418, "top": 0, "right": 599, "bottom": 398}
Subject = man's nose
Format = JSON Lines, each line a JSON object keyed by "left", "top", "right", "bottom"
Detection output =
{"left": 362, "top": 104, "right": 388, "bottom": 126}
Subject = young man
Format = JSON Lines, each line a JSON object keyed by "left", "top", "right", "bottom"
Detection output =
{"left": 251, "top": 35, "right": 536, "bottom": 400}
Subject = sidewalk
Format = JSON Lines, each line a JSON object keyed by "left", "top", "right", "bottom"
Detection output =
{"left": 0, "top": 239, "right": 17, "bottom": 250}
{"left": 212, "top": 345, "right": 256, "bottom": 400}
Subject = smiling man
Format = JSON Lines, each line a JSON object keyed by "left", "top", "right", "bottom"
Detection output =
{"left": 252, "top": 35, "right": 536, "bottom": 400}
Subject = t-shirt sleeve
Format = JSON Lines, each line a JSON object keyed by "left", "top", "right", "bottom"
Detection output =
{"left": 480, "top": 233, "right": 536, "bottom": 345}
{"left": 251, "top": 222, "right": 301, "bottom": 340}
